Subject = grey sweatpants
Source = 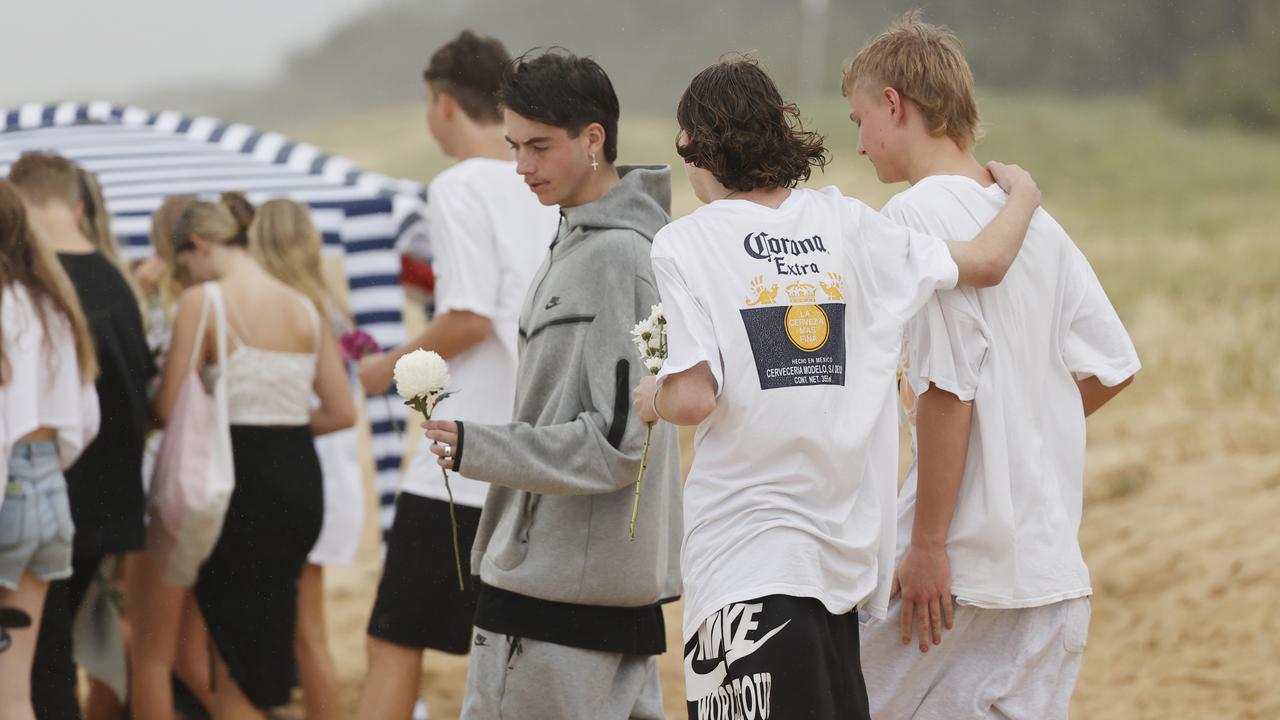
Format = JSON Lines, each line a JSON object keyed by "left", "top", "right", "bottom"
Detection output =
{"left": 860, "top": 596, "right": 1090, "bottom": 720}
{"left": 460, "top": 628, "right": 666, "bottom": 720}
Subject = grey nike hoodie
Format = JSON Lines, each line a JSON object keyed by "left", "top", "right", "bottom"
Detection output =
{"left": 454, "top": 165, "right": 683, "bottom": 608}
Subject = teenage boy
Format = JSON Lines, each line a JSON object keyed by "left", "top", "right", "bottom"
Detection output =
{"left": 630, "top": 58, "right": 1041, "bottom": 720}
{"left": 844, "top": 12, "right": 1140, "bottom": 719}
{"left": 423, "top": 50, "right": 682, "bottom": 720}
{"left": 354, "top": 31, "right": 561, "bottom": 720}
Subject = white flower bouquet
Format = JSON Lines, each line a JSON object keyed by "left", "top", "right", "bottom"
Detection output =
{"left": 394, "top": 349, "right": 465, "bottom": 590}
{"left": 629, "top": 304, "right": 667, "bottom": 541}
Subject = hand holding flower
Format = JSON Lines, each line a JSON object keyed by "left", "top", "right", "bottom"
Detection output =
{"left": 424, "top": 420, "right": 459, "bottom": 471}
{"left": 632, "top": 375, "right": 660, "bottom": 425}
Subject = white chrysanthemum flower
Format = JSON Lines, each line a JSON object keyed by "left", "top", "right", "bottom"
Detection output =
{"left": 394, "top": 349, "right": 450, "bottom": 401}
{"left": 644, "top": 356, "right": 664, "bottom": 374}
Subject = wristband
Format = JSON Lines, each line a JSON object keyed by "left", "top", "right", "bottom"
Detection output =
{"left": 651, "top": 383, "right": 668, "bottom": 424}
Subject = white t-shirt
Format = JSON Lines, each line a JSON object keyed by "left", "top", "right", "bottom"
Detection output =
{"left": 401, "top": 158, "right": 561, "bottom": 507}
{"left": 885, "top": 174, "right": 1140, "bottom": 610}
{"left": 652, "top": 186, "right": 959, "bottom": 640}
{"left": 1, "top": 284, "right": 100, "bottom": 511}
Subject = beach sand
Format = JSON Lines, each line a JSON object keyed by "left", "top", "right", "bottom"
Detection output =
{"left": 296, "top": 390, "right": 1280, "bottom": 719}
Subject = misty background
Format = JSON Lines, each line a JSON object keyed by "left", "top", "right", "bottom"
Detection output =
{"left": 4, "top": 0, "right": 1277, "bottom": 132}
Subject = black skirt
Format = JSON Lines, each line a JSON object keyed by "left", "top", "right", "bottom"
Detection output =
{"left": 195, "top": 424, "right": 323, "bottom": 709}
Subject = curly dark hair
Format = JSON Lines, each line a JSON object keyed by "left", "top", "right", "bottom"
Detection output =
{"left": 676, "top": 58, "right": 829, "bottom": 192}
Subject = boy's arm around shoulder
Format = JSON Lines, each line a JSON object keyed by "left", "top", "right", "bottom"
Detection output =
{"left": 946, "top": 162, "right": 1041, "bottom": 287}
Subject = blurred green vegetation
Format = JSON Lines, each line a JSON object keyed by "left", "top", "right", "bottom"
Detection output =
{"left": 164, "top": 0, "right": 1276, "bottom": 134}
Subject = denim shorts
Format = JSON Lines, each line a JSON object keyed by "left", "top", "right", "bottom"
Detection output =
{"left": 0, "top": 441, "right": 75, "bottom": 590}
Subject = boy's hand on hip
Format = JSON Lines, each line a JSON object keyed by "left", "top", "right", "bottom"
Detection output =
{"left": 892, "top": 544, "right": 955, "bottom": 653}
{"left": 424, "top": 420, "right": 459, "bottom": 470}
{"left": 632, "top": 375, "right": 659, "bottom": 425}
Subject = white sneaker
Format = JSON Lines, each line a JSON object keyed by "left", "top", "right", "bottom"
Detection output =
{"left": 412, "top": 698, "right": 431, "bottom": 720}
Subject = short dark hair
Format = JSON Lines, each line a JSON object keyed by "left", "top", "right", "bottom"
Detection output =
{"left": 676, "top": 58, "right": 829, "bottom": 192}
{"left": 498, "top": 50, "right": 620, "bottom": 163}
{"left": 423, "top": 30, "right": 511, "bottom": 124}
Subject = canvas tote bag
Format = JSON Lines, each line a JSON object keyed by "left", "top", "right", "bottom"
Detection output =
{"left": 146, "top": 282, "right": 234, "bottom": 587}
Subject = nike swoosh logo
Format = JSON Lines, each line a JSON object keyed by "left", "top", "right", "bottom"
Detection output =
{"left": 684, "top": 650, "right": 728, "bottom": 702}
{"left": 684, "top": 619, "right": 791, "bottom": 702}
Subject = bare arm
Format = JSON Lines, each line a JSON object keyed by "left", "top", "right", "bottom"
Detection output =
{"left": 945, "top": 162, "right": 1042, "bottom": 288}
{"left": 633, "top": 363, "right": 717, "bottom": 427}
{"left": 358, "top": 309, "right": 492, "bottom": 395}
{"left": 311, "top": 323, "right": 356, "bottom": 436}
{"left": 896, "top": 383, "right": 972, "bottom": 653}
{"left": 1078, "top": 374, "right": 1134, "bottom": 417}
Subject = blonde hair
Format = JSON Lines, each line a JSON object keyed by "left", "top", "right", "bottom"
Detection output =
{"left": 0, "top": 181, "right": 98, "bottom": 383}
{"left": 174, "top": 199, "right": 245, "bottom": 251}
{"left": 248, "top": 198, "right": 334, "bottom": 320}
{"left": 148, "top": 194, "right": 197, "bottom": 301}
{"left": 842, "top": 9, "right": 982, "bottom": 149}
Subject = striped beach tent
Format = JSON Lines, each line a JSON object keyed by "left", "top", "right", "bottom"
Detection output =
{"left": 0, "top": 101, "right": 423, "bottom": 540}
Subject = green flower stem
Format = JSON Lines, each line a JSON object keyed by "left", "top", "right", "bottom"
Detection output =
{"left": 410, "top": 393, "right": 465, "bottom": 590}
{"left": 441, "top": 465, "right": 465, "bottom": 591}
{"left": 630, "top": 422, "right": 654, "bottom": 541}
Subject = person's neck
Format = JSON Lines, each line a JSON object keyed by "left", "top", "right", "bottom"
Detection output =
{"left": 562, "top": 163, "right": 621, "bottom": 208}
{"left": 719, "top": 186, "right": 791, "bottom": 209}
{"left": 449, "top": 123, "right": 515, "bottom": 162}
{"left": 904, "top": 136, "right": 992, "bottom": 187}
{"left": 26, "top": 204, "right": 93, "bottom": 254}
{"left": 209, "top": 246, "right": 257, "bottom": 280}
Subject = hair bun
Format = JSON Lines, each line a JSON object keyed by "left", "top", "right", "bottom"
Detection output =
{"left": 220, "top": 191, "right": 255, "bottom": 246}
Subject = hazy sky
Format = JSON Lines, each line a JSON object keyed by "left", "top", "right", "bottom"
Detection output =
{"left": 1, "top": 0, "right": 387, "bottom": 107}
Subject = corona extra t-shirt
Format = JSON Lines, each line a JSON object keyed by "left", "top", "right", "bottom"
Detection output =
{"left": 651, "top": 186, "right": 959, "bottom": 641}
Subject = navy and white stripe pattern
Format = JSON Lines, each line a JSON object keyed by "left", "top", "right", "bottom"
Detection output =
{"left": 1, "top": 101, "right": 424, "bottom": 542}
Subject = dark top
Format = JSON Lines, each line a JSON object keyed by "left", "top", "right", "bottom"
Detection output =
{"left": 58, "top": 252, "right": 156, "bottom": 555}
{"left": 473, "top": 581, "right": 667, "bottom": 656}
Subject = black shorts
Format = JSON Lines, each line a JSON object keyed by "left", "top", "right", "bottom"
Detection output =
{"left": 684, "top": 594, "right": 869, "bottom": 720}
{"left": 367, "top": 493, "right": 481, "bottom": 654}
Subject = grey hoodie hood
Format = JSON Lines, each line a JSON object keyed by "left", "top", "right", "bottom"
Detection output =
{"left": 559, "top": 164, "right": 672, "bottom": 248}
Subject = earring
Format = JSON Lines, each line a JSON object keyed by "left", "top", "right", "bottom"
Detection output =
{"left": 591, "top": 152, "right": 599, "bottom": 171}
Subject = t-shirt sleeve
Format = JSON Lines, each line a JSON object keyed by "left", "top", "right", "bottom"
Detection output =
{"left": 651, "top": 249, "right": 723, "bottom": 395}
{"left": 849, "top": 198, "right": 959, "bottom": 322}
{"left": 429, "top": 176, "right": 501, "bottom": 319}
{"left": 905, "top": 295, "right": 990, "bottom": 402}
{"left": 1062, "top": 248, "right": 1140, "bottom": 386}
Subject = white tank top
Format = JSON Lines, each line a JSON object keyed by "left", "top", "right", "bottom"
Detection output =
{"left": 221, "top": 288, "right": 320, "bottom": 426}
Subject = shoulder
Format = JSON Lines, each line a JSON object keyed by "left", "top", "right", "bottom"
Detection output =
{"left": 173, "top": 282, "right": 210, "bottom": 319}
{"left": 651, "top": 212, "right": 709, "bottom": 257}
{"left": 578, "top": 228, "right": 656, "bottom": 283}
{"left": 431, "top": 158, "right": 515, "bottom": 195}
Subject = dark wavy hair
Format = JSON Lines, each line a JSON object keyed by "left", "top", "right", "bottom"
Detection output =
{"left": 676, "top": 57, "right": 829, "bottom": 192}
{"left": 498, "top": 49, "right": 620, "bottom": 163}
